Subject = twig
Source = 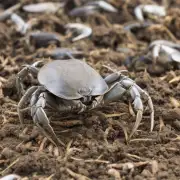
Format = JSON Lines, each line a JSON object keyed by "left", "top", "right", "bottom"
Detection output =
{"left": 0, "top": 158, "right": 19, "bottom": 175}
{"left": 66, "top": 168, "right": 91, "bottom": 180}
{"left": 39, "top": 137, "right": 48, "bottom": 151}
{"left": 129, "top": 138, "right": 156, "bottom": 142}
{"left": 123, "top": 153, "right": 147, "bottom": 161}
{"left": 159, "top": 116, "right": 165, "bottom": 132}
{"left": 46, "top": 174, "right": 55, "bottom": 180}
{"left": 0, "top": 82, "right": 3, "bottom": 99}
{"left": 61, "top": 140, "right": 82, "bottom": 162}
{"left": 108, "top": 161, "right": 149, "bottom": 169}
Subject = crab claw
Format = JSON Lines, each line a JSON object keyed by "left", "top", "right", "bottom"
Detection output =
{"left": 126, "top": 81, "right": 154, "bottom": 139}
{"left": 134, "top": 84, "right": 154, "bottom": 133}
{"left": 10, "top": 13, "right": 30, "bottom": 35}
{"left": 65, "top": 23, "right": 92, "bottom": 42}
{"left": 104, "top": 74, "right": 154, "bottom": 139}
{"left": 23, "top": 2, "right": 64, "bottom": 13}
{"left": 134, "top": 4, "right": 166, "bottom": 21}
{"left": 87, "top": 1, "right": 118, "bottom": 12}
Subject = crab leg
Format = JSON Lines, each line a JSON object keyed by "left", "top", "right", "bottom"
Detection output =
{"left": 31, "top": 91, "right": 65, "bottom": 147}
{"left": 104, "top": 73, "right": 154, "bottom": 138}
{"left": 16, "top": 61, "right": 42, "bottom": 97}
{"left": 17, "top": 86, "right": 38, "bottom": 125}
{"left": 34, "top": 106, "right": 65, "bottom": 147}
{"left": 134, "top": 84, "right": 154, "bottom": 132}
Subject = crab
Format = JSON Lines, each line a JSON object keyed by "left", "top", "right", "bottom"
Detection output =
{"left": 149, "top": 40, "right": 180, "bottom": 65}
{"left": 16, "top": 59, "right": 154, "bottom": 146}
{"left": 134, "top": 4, "right": 166, "bottom": 21}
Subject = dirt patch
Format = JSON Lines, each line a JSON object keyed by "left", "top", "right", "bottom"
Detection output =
{"left": 0, "top": 0, "right": 180, "bottom": 179}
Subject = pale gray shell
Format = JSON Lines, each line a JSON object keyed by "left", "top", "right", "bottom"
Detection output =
{"left": 38, "top": 60, "right": 108, "bottom": 99}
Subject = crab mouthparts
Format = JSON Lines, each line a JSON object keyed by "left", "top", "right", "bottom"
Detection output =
{"left": 78, "top": 87, "right": 93, "bottom": 104}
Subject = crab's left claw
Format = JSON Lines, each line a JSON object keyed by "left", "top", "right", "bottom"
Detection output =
{"left": 125, "top": 80, "right": 154, "bottom": 139}
{"left": 133, "top": 84, "right": 154, "bottom": 133}
{"left": 104, "top": 74, "right": 154, "bottom": 139}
